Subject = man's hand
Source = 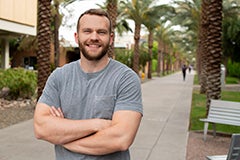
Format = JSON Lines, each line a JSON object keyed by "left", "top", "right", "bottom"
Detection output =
{"left": 49, "top": 106, "right": 64, "bottom": 118}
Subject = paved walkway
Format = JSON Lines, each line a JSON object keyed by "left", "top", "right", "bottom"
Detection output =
{"left": 0, "top": 71, "right": 194, "bottom": 160}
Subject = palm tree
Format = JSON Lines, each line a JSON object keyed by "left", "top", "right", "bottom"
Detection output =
{"left": 199, "top": 0, "right": 208, "bottom": 94}
{"left": 52, "top": 0, "right": 63, "bottom": 67}
{"left": 37, "top": 0, "right": 52, "bottom": 99}
{"left": 106, "top": 0, "right": 118, "bottom": 58}
{"left": 172, "top": 0, "right": 200, "bottom": 63}
{"left": 155, "top": 25, "right": 172, "bottom": 76}
{"left": 142, "top": 4, "right": 175, "bottom": 79}
{"left": 119, "top": 0, "right": 152, "bottom": 75}
{"left": 205, "top": 0, "right": 223, "bottom": 113}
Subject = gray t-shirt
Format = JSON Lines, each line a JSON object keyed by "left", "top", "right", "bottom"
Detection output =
{"left": 38, "top": 59, "right": 143, "bottom": 160}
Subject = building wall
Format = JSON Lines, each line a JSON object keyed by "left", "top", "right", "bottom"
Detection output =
{"left": 0, "top": 0, "right": 37, "bottom": 36}
{"left": 0, "top": 0, "right": 37, "bottom": 26}
{"left": 11, "top": 44, "right": 69, "bottom": 69}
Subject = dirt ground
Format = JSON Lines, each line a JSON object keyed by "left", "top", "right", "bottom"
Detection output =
{"left": 0, "top": 98, "right": 35, "bottom": 129}
{"left": 186, "top": 131, "right": 231, "bottom": 160}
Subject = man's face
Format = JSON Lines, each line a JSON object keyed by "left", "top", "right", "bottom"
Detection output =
{"left": 75, "top": 14, "right": 113, "bottom": 61}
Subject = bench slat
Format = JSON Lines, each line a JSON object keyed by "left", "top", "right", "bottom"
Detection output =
{"left": 210, "top": 107, "right": 240, "bottom": 112}
{"left": 208, "top": 113, "right": 240, "bottom": 120}
{"left": 204, "top": 118, "right": 240, "bottom": 126}
{"left": 211, "top": 100, "right": 240, "bottom": 108}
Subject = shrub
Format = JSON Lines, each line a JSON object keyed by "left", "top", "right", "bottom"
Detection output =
{"left": 227, "top": 60, "right": 240, "bottom": 79}
{"left": 0, "top": 68, "right": 37, "bottom": 99}
{"left": 115, "top": 49, "right": 133, "bottom": 68}
{"left": 152, "top": 59, "right": 157, "bottom": 72}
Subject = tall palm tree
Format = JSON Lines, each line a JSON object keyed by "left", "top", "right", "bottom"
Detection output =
{"left": 173, "top": 0, "right": 201, "bottom": 47}
{"left": 106, "top": 0, "right": 118, "bottom": 58}
{"left": 172, "top": 0, "right": 201, "bottom": 70}
{"left": 37, "top": 0, "right": 52, "bottom": 99}
{"left": 119, "top": 0, "right": 153, "bottom": 75}
{"left": 52, "top": 0, "right": 63, "bottom": 67}
{"left": 205, "top": 0, "right": 223, "bottom": 113}
{"left": 155, "top": 25, "right": 170, "bottom": 76}
{"left": 143, "top": 4, "right": 175, "bottom": 79}
{"left": 199, "top": 0, "right": 208, "bottom": 94}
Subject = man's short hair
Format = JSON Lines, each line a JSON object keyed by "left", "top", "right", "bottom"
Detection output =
{"left": 76, "top": 9, "right": 112, "bottom": 33}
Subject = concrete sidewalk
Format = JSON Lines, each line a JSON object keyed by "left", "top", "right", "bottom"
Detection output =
{"left": 0, "top": 71, "right": 194, "bottom": 160}
{"left": 130, "top": 71, "right": 194, "bottom": 160}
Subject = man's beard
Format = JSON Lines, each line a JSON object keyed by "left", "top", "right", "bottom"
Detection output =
{"left": 79, "top": 40, "right": 109, "bottom": 61}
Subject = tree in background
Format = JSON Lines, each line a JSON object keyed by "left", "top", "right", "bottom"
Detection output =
{"left": 106, "top": 0, "right": 118, "bottom": 58}
{"left": 205, "top": 0, "right": 223, "bottom": 113}
{"left": 222, "top": 0, "right": 240, "bottom": 64}
{"left": 142, "top": 4, "right": 175, "bottom": 79}
{"left": 199, "top": 0, "right": 208, "bottom": 94}
{"left": 37, "top": 0, "right": 52, "bottom": 99}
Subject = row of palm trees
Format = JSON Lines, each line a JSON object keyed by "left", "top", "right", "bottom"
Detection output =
{"left": 37, "top": 0, "right": 240, "bottom": 115}
{"left": 37, "top": 0, "right": 178, "bottom": 98}
{"left": 174, "top": 0, "right": 239, "bottom": 113}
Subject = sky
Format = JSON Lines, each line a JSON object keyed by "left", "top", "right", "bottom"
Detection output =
{"left": 59, "top": 0, "right": 173, "bottom": 44}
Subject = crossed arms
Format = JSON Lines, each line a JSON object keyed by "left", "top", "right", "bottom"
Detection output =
{"left": 33, "top": 103, "right": 142, "bottom": 155}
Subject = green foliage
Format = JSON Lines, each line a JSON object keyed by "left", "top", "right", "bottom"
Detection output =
{"left": 152, "top": 41, "right": 158, "bottom": 60}
{"left": 115, "top": 49, "right": 133, "bottom": 68}
{"left": 194, "top": 73, "right": 239, "bottom": 85}
{"left": 227, "top": 59, "right": 240, "bottom": 78}
{"left": 152, "top": 59, "right": 157, "bottom": 72}
{"left": 226, "top": 76, "right": 239, "bottom": 84}
{"left": 194, "top": 74, "right": 199, "bottom": 85}
{"left": 0, "top": 68, "right": 37, "bottom": 99}
{"left": 115, "top": 48, "right": 150, "bottom": 71}
{"left": 139, "top": 50, "right": 150, "bottom": 70}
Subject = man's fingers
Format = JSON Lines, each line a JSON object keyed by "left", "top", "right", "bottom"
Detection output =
{"left": 57, "top": 107, "right": 64, "bottom": 118}
{"left": 50, "top": 106, "right": 64, "bottom": 118}
{"left": 49, "top": 107, "right": 56, "bottom": 116}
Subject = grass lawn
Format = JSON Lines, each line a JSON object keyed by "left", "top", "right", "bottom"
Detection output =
{"left": 190, "top": 76, "right": 240, "bottom": 134}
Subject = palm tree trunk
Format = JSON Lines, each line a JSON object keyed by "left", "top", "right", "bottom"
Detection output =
{"left": 199, "top": 0, "right": 209, "bottom": 95}
{"left": 162, "top": 45, "right": 166, "bottom": 76}
{"left": 53, "top": 0, "right": 61, "bottom": 67}
{"left": 133, "top": 23, "right": 141, "bottom": 75}
{"left": 37, "top": 0, "right": 52, "bottom": 99}
{"left": 206, "top": 0, "right": 222, "bottom": 112}
{"left": 54, "top": 14, "right": 60, "bottom": 67}
{"left": 147, "top": 30, "right": 153, "bottom": 79}
{"left": 157, "top": 39, "right": 162, "bottom": 77}
{"left": 107, "top": 0, "right": 118, "bottom": 58}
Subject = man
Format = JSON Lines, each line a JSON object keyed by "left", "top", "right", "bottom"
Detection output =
{"left": 34, "top": 9, "right": 143, "bottom": 160}
{"left": 182, "top": 64, "right": 187, "bottom": 81}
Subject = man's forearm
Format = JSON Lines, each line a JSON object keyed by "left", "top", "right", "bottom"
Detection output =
{"left": 35, "top": 116, "right": 102, "bottom": 144}
{"left": 63, "top": 111, "right": 142, "bottom": 155}
{"left": 63, "top": 124, "right": 126, "bottom": 155}
{"left": 34, "top": 103, "right": 111, "bottom": 145}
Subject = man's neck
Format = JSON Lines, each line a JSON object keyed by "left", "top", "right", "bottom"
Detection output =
{"left": 79, "top": 56, "right": 110, "bottom": 73}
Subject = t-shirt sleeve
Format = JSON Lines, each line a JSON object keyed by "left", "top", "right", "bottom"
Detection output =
{"left": 115, "top": 70, "right": 143, "bottom": 115}
{"left": 38, "top": 69, "right": 61, "bottom": 108}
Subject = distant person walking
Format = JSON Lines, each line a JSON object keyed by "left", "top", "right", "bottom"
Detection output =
{"left": 182, "top": 64, "right": 187, "bottom": 81}
{"left": 188, "top": 65, "right": 192, "bottom": 73}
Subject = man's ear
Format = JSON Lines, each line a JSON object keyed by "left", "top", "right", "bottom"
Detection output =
{"left": 74, "top": 32, "right": 79, "bottom": 44}
{"left": 110, "top": 32, "right": 114, "bottom": 45}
